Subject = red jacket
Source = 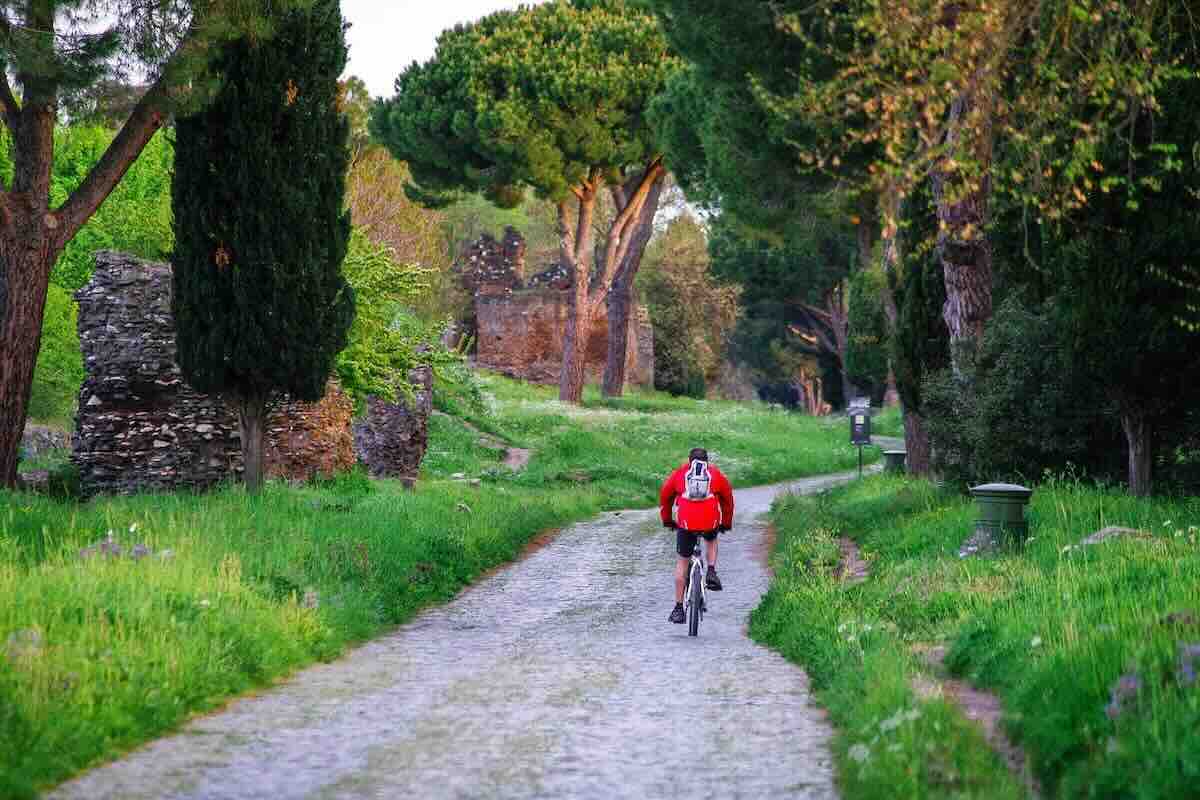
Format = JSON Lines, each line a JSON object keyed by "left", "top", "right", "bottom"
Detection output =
{"left": 660, "top": 462, "right": 734, "bottom": 532}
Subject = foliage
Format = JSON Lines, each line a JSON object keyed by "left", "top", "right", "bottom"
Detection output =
{"left": 0, "top": 373, "right": 874, "bottom": 793}
{"left": 171, "top": 0, "right": 354, "bottom": 406}
{"left": 371, "top": 0, "right": 675, "bottom": 208}
{"left": 0, "top": 126, "right": 174, "bottom": 292}
{"left": 845, "top": 268, "right": 888, "bottom": 395}
{"left": 49, "top": 127, "right": 175, "bottom": 290}
{"left": 648, "top": 1, "right": 847, "bottom": 235}
{"left": 755, "top": 473, "right": 1200, "bottom": 799}
{"left": 760, "top": 0, "right": 1191, "bottom": 228}
{"left": 26, "top": 284, "right": 84, "bottom": 424}
{"left": 923, "top": 295, "right": 1111, "bottom": 488}
{"left": 335, "top": 229, "right": 457, "bottom": 404}
{"left": 638, "top": 215, "right": 738, "bottom": 398}
{"left": 708, "top": 212, "right": 853, "bottom": 405}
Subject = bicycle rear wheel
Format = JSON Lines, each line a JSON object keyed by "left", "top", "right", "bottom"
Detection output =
{"left": 687, "top": 562, "right": 703, "bottom": 637}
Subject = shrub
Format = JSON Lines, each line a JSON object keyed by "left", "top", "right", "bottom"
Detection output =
{"left": 923, "top": 295, "right": 1117, "bottom": 488}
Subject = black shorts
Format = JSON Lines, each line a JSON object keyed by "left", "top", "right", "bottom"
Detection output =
{"left": 676, "top": 528, "right": 719, "bottom": 558}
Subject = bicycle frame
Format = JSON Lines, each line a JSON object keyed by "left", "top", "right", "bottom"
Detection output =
{"left": 685, "top": 540, "right": 707, "bottom": 634}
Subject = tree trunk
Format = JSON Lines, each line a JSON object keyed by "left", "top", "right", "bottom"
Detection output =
{"left": 560, "top": 274, "right": 590, "bottom": 404}
{"left": 601, "top": 174, "right": 663, "bottom": 397}
{"left": 902, "top": 406, "right": 933, "bottom": 477}
{"left": 931, "top": 92, "right": 995, "bottom": 370}
{"left": 1120, "top": 407, "right": 1153, "bottom": 497}
{"left": 0, "top": 239, "right": 54, "bottom": 487}
{"left": 556, "top": 186, "right": 598, "bottom": 404}
{"left": 233, "top": 393, "right": 270, "bottom": 492}
{"left": 883, "top": 367, "right": 901, "bottom": 407}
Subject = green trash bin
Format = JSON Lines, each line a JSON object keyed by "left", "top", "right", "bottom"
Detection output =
{"left": 970, "top": 483, "right": 1033, "bottom": 545}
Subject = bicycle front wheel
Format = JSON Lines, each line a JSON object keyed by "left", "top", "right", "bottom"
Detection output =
{"left": 687, "top": 562, "right": 703, "bottom": 637}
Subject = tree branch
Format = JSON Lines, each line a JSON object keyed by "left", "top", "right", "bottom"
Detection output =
{"left": 51, "top": 24, "right": 205, "bottom": 248}
{"left": 590, "top": 157, "right": 664, "bottom": 303}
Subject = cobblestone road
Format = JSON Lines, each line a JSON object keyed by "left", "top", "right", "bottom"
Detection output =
{"left": 52, "top": 469, "right": 871, "bottom": 800}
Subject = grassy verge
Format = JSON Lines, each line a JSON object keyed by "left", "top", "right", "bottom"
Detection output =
{"left": 1, "top": 375, "right": 867, "bottom": 796}
{"left": 752, "top": 474, "right": 1200, "bottom": 799}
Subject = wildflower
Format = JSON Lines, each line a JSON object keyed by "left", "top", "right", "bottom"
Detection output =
{"left": 198, "top": 599, "right": 212, "bottom": 608}
{"left": 848, "top": 743, "right": 871, "bottom": 763}
{"left": 1179, "top": 643, "right": 1200, "bottom": 687}
{"left": 128, "top": 522, "right": 138, "bottom": 534}
{"left": 1105, "top": 672, "right": 1142, "bottom": 719}
{"left": 1030, "top": 636, "right": 1043, "bottom": 648}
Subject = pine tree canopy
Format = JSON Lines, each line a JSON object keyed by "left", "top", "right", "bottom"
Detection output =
{"left": 370, "top": 0, "right": 677, "bottom": 208}
{"left": 171, "top": 0, "right": 353, "bottom": 404}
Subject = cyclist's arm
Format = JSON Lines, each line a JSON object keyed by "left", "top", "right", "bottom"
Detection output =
{"left": 659, "top": 472, "right": 678, "bottom": 527}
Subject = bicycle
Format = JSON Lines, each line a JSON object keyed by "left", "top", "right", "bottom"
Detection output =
{"left": 682, "top": 537, "right": 707, "bottom": 637}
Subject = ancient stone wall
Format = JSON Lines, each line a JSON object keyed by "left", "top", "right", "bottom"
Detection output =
{"left": 265, "top": 381, "right": 356, "bottom": 482}
{"left": 72, "top": 251, "right": 355, "bottom": 496}
{"left": 73, "top": 252, "right": 244, "bottom": 496}
{"left": 353, "top": 367, "right": 433, "bottom": 484}
{"left": 473, "top": 292, "right": 654, "bottom": 386}
{"left": 454, "top": 227, "right": 527, "bottom": 297}
{"left": 454, "top": 230, "right": 654, "bottom": 387}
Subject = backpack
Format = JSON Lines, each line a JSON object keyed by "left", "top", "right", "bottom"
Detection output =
{"left": 684, "top": 459, "right": 713, "bottom": 500}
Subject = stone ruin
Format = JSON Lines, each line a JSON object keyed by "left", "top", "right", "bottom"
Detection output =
{"left": 72, "top": 251, "right": 358, "bottom": 496}
{"left": 454, "top": 227, "right": 654, "bottom": 387}
{"left": 353, "top": 366, "right": 433, "bottom": 486}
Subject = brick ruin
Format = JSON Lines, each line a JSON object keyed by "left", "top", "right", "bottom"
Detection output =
{"left": 455, "top": 227, "right": 654, "bottom": 387}
{"left": 72, "top": 252, "right": 361, "bottom": 496}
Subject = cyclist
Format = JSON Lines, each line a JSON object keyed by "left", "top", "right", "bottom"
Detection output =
{"left": 660, "top": 447, "right": 734, "bottom": 624}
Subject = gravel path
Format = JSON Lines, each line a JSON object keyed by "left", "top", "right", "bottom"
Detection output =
{"left": 52, "top": 469, "right": 871, "bottom": 800}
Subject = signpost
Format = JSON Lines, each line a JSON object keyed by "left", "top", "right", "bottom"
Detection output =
{"left": 849, "top": 397, "right": 871, "bottom": 478}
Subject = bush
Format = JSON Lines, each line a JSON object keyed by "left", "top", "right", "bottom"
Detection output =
{"left": 923, "top": 295, "right": 1118, "bottom": 488}
{"left": 27, "top": 285, "right": 84, "bottom": 424}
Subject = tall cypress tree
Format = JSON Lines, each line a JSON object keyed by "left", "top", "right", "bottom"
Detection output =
{"left": 172, "top": 0, "right": 354, "bottom": 490}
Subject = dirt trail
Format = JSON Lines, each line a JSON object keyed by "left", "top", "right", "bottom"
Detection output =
{"left": 833, "top": 510, "right": 1041, "bottom": 798}
{"left": 51, "top": 470, "right": 869, "bottom": 800}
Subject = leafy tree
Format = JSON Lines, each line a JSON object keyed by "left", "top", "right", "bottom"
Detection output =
{"left": 1048, "top": 68, "right": 1200, "bottom": 496}
{"left": 708, "top": 209, "right": 857, "bottom": 406}
{"left": 172, "top": 0, "right": 354, "bottom": 491}
{"left": 0, "top": 0, "right": 303, "bottom": 486}
{"left": 638, "top": 214, "right": 738, "bottom": 397}
{"left": 335, "top": 229, "right": 453, "bottom": 404}
{"left": 757, "top": 0, "right": 1187, "bottom": 366}
{"left": 845, "top": 268, "right": 889, "bottom": 397}
{"left": 371, "top": 0, "right": 676, "bottom": 402}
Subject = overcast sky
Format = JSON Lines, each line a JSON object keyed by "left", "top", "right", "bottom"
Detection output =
{"left": 342, "top": 1, "right": 544, "bottom": 98}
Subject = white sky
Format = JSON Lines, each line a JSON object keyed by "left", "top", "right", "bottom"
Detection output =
{"left": 342, "top": 0, "right": 544, "bottom": 98}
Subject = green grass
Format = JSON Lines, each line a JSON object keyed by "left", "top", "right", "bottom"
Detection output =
{"left": 752, "top": 474, "right": 1200, "bottom": 799}
{"left": 0, "top": 374, "right": 868, "bottom": 796}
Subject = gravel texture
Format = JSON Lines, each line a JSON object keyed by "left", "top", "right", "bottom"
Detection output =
{"left": 51, "top": 470, "right": 867, "bottom": 800}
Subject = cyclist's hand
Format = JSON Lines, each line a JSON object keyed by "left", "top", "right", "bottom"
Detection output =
{"left": 718, "top": 525, "right": 731, "bottom": 533}
{"left": 663, "top": 520, "right": 675, "bottom": 529}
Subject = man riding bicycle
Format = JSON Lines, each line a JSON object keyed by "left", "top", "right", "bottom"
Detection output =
{"left": 660, "top": 447, "right": 734, "bottom": 624}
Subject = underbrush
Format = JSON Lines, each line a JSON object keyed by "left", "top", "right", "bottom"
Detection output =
{"left": 1, "top": 374, "right": 866, "bottom": 795}
{"left": 753, "top": 474, "right": 1200, "bottom": 799}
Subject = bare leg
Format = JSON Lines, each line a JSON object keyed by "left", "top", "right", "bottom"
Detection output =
{"left": 706, "top": 536, "right": 719, "bottom": 570}
{"left": 674, "top": 556, "right": 688, "bottom": 603}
